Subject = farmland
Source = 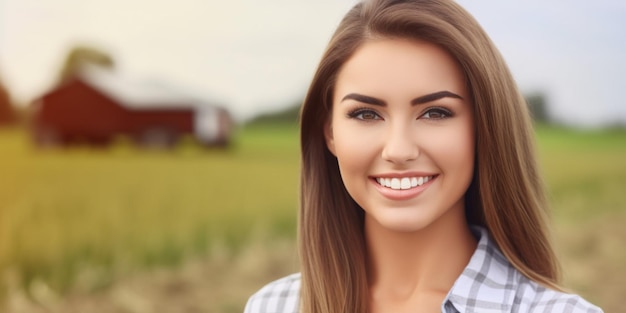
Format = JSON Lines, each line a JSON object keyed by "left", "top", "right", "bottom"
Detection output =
{"left": 0, "top": 124, "right": 624, "bottom": 312}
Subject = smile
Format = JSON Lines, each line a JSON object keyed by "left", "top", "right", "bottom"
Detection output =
{"left": 375, "top": 176, "right": 434, "bottom": 190}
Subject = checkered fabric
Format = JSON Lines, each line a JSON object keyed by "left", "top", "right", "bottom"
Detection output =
{"left": 244, "top": 227, "right": 603, "bottom": 313}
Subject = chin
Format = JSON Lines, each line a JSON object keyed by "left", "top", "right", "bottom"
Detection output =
{"left": 373, "top": 212, "right": 436, "bottom": 233}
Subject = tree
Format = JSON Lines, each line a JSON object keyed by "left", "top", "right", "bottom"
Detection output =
{"left": 245, "top": 100, "right": 302, "bottom": 126}
{"left": 525, "top": 92, "right": 550, "bottom": 124}
{"left": 57, "top": 44, "right": 115, "bottom": 85}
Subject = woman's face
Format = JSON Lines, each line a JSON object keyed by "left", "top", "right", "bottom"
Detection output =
{"left": 325, "top": 38, "right": 475, "bottom": 232}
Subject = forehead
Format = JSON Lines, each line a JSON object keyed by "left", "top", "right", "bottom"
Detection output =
{"left": 334, "top": 38, "right": 468, "bottom": 100}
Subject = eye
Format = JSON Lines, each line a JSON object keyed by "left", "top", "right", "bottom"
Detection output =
{"left": 347, "top": 108, "right": 382, "bottom": 121}
{"left": 421, "top": 107, "right": 452, "bottom": 120}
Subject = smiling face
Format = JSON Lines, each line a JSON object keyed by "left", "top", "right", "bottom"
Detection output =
{"left": 325, "top": 38, "right": 475, "bottom": 233}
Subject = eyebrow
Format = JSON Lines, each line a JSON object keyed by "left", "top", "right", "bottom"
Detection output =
{"left": 341, "top": 90, "right": 463, "bottom": 106}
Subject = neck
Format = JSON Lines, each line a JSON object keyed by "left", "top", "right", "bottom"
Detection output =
{"left": 365, "top": 206, "right": 477, "bottom": 303}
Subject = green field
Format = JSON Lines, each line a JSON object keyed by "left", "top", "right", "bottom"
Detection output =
{"left": 0, "top": 124, "right": 624, "bottom": 312}
{"left": 0, "top": 126, "right": 300, "bottom": 293}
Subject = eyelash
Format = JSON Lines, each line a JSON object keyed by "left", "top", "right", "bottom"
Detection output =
{"left": 347, "top": 107, "right": 381, "bottom": 121}
{"left": 422, "top": 107, "right": 454, "bottom": 120}
{"left": 346, "top": 106, "right": 454, "bottom": 121}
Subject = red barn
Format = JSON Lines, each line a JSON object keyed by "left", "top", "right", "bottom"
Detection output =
{"left": 0, "top": 81, "right": 15, "bottom": 126}
{"left": 31, "top": 67, "right": 233, "bottom": 147}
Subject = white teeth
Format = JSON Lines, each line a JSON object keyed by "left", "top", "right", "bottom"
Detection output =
{"left": 400, "top": 177, "right": 411, "bottom": 189}
{"left": 376, "top": 175, "right": 433, "bottom": 190}
{"left": 390, "top": 178, "right": 400, "bottom": 189}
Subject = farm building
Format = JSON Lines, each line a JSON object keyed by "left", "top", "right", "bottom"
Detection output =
{"left": 31, "top": 66, "right": 233, "bottom": 147}
{"left": 0, "top": 81, "right": 15, "bottom": 126}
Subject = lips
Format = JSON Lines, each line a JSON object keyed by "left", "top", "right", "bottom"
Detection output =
{"left": 375, "top": 175, "right": 435, "bottom": 190}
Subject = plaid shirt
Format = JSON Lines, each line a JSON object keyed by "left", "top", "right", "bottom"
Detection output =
{"left": 244, "top": 227, "right": 603, "bottom": 313}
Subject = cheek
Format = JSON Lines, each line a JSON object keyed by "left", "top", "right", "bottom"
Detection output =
{"left": 333, "top": 131, "right": 375, "bottom": 169}
{"left": 424, "top": 124, "right": 475, "bottom": 174}
{"left": 331, "top": 123, "right": 383, "bottom": 178}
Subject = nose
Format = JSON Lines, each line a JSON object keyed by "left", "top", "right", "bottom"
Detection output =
{"left": 381, "top": 123, "right": 419, "bottom": 164}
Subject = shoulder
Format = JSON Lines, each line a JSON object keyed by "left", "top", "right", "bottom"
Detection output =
{"left": 446, "top": 226, "right": 603, "bottom": 312}
{"left": 512, "top": 276, "right": 603, "bottom": 313}
{"left": 244, "top": 273, "right": 301, "bottom": 313}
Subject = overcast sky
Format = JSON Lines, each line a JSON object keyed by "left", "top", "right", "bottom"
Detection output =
{"left": 1, "top": 0, "right": 625, "bottom": 126}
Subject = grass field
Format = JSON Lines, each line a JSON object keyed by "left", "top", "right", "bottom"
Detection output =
{"left": 534, "top": 125, "right": 626, "bottom": 313}
{"left": 0, "top": 125, "right": 300, "bottom": 296}
{"left": 0, "top": 124, "right": 624, "bottom": 312}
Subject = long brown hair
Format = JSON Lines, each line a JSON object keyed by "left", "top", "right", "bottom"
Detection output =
{"left": 298, "top": 1, "right": 560, "bottom": 312}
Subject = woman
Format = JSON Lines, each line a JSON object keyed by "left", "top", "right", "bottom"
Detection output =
{"left": 245, "top": 0, "right": 603, "bottom": 312}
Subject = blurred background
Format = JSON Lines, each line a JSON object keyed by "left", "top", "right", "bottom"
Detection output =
{"left": 0, "top": 0, "right": 624, "bottom": 312}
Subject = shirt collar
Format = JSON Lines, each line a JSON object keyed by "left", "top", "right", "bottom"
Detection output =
{"left": 443, "top": 226, "right": 518, "bottom": 313}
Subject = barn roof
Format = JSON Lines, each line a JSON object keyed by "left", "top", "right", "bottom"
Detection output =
{"left": 76, "top": 66, "right": 220, "bottom": 111}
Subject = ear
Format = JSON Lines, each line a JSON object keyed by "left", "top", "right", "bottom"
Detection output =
{"left": 324, "top": 120, "right": 336, "bottom": 156}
